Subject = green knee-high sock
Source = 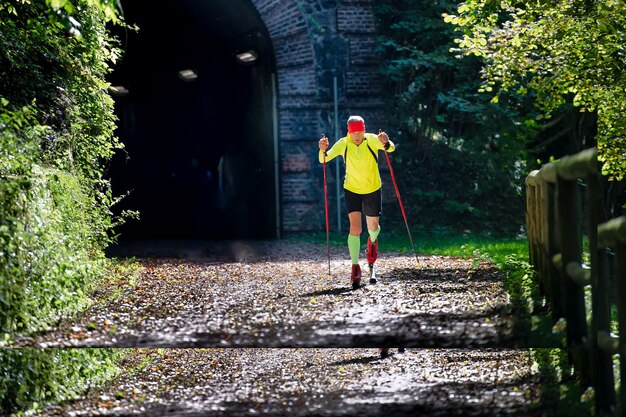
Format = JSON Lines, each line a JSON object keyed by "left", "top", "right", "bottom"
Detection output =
{"left": 368, "top": 225, "right": 381, "bottom": 242}
{"left": 348, "top": 234, "right": 360, "bottom": 265}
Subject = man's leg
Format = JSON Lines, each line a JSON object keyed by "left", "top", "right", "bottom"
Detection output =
{"left": 366, "top": 216, "right": 380, "bottom": 242}
{"left": 348, "top": 211, "right": 362, "bottom": 288}
{"left": 366, "top": 216, "right": 380, "bottom": 282}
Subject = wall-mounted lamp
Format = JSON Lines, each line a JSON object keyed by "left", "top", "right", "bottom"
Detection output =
{"left": 236, "top": 50, "right": 258, "bottom": 63}
{"left": 108, "top": 85, "right": 129, "bottom": 96}
{"left": 177, "top": 69, "right": 198, "bottom": 81}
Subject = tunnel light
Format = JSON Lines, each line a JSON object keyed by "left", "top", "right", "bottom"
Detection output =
{"left": 236, "top": 50, "right": 258, "bottom": 63}
{"left": 108, "top": 85, "right": 129, "bottom": 96}
{"left": 177, "top": 69, "right": 198, "bottom": 81}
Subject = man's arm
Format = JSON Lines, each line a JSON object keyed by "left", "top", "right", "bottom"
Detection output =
{"left": 318, "top": 136, "right": 345, "bottom": 163}
{"left": 370, "top": 131, "right": 395, "bottom": 153}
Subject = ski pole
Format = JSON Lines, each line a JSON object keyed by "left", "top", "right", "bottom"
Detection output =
{"left": 383, "top": 145, "right": 420, "bottom": 268}
{"left": 322, "top": 147, "right": 331, "bottom": 277}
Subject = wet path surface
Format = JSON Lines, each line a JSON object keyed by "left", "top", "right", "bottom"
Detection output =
{"left": 15, "top": 240, "right": 524, "bottom": 348}
{"left": 30, "top": 349, "right": 549, "bottom": 417}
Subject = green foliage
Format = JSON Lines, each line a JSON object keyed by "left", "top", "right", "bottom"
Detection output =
{"left": 1, "top": 162, "right": 112, "bottom": 334}
{"left": 498, "top": 252, "right": 540, "bottom": 313}
{"left": 445, "top": 0, "right": 626, "bottom": 181}
{"left": 373, "top": 0, "right": 536, "bottom": 236}
{"left": 0, "top": 349, "right": 122, "bottom": 414}
{"left": 0, "top": 0, "right": 122, "bottom": 180}
{"left": 529, "top": 349, "right": 594, "bottom": 416}
{"left": 0, "top": 1, "right": 125, "bottom": 412}
{"left": 0, "top": 0, "right": 122, "bottom": 335}
{"left": 387, "top": 140, "right": 528, "bottom": 236}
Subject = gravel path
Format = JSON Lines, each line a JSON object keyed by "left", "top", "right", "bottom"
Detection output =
{"left": 12, "top": 240, "right": 522, "bottom": 348}
{"left": 28, "top": 349, "right": 549, "bottom": 417}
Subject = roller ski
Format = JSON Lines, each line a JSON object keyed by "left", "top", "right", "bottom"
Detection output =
{"left": 367, "top": 236, "right": 378, "bottom": 284}
{"left": 368, "top": 263, "right": 376, "bottom": 284}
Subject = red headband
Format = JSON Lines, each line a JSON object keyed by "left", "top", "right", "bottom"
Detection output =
{"left": 347, "top": 120, "right": 365, "bottom": 133}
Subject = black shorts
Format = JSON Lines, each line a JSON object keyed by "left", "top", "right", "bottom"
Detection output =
{"left": 345, "top": 188, "right": 382, "bottom": 216}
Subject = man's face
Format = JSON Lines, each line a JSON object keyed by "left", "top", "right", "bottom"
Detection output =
{"left": 350, "top": 131, "right": 365, "bottom": 145}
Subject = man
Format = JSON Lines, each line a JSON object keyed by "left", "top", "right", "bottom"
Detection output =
{"left": 318, "top": 115, "right": 395, "bottom": 289}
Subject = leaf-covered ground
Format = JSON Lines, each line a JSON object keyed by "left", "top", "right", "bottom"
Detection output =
{"left": 14, "top": 240, "right": 523, "bottom": 347}
{"left": 28, "top": 348, "right": 553, "bottom": 417}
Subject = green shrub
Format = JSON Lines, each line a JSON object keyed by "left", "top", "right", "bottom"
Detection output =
{"left": 0, "top": 0, "right": 121, "bottom": 336}
{"left": 385, "top": 140, "right": 527, "bottom": 236}
{"left": 0, "top": 349, "right": 122, "bottom": 414}
{"left": 373, "top": 0, "right": 536, "bottom": 237}
{"left": 0, "top": 163, "right": 111, "bottom": 334}
{"left": 0, "top": 0, "right": 126, "bottom": 413}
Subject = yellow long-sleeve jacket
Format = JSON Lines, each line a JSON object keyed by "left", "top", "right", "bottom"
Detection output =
{"left": 319, "top": 133, "right": 395, "bottom": 194}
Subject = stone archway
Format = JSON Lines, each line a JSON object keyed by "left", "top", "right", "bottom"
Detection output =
{"left": 251, "top": 0, "right": 386, "bottom": 232}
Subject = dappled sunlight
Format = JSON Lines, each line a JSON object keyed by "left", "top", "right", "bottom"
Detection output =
{"left": 12, "top": 240, "right": 535, "bottom": 349}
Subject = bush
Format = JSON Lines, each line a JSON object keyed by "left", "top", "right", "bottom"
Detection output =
{"left": 383, "top": 139, "right": 527, "bottom": 236}
{"left": 373, "top": 0, "right": 535, "bottom": 237}
{"left": 0, "top": 349, "right": 122, "bottom": 414}
{"left": 0, "top": 0, "right": 121, "bottom": 337}
{"left": 0, "top": 1, "right": 125, "bottom": 413}
{"left": 0, "top": 163, "right": 111, "bottom": 334}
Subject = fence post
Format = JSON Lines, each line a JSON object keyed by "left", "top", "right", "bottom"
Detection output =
{"left": 598, "top": 216, "right": 626, "bottom": 415}
{"left": 617, "top": 241, "right": 626, "bottom": 417}
{"left": 555, "top": 179, "right": 586, "bottom": 346}
{"left": 537, "top": 164, "right": 564, "bottom": 319}
{"left": 526, "top": 172, "right": 538, "bottom": 272}
{"left": 526, "top": 171, "right": 547, "bottom": 302}
{"left": 558, "top": 175, "right": 592, "bottom": 386}
{"left": 546, "top": 181, "right": 563, "bottom": 319}
{"left": 589, "top": 173, "right": 617, "bottom": 415}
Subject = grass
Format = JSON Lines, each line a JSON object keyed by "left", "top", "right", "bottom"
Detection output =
{"left": 294, "top": 231, "right": 528, "bottom": 260}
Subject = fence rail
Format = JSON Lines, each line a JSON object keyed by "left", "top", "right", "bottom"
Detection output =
{"left": 526, "top": 147, "right": 625, "bottom": 416}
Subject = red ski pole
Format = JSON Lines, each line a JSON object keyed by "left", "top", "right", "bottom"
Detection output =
{"left": 322, "top": 146, "right": 331, "bottom": 277}
{"left": 383, "top": 144, "right": 420, "bottom": 268}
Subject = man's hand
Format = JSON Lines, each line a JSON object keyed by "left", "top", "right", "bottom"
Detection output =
{"left": 319, "top": 133, "right": 329, "bottom": 151}
{"left": 378, "top": 129, "right": 389, "bottom": 144}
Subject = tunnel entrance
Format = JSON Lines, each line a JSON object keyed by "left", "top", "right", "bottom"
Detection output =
{"left": 107, "top": 0, "right": 278, "bottom": 240}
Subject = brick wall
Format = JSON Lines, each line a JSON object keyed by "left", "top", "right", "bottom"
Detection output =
{"left": 251, "top": 0, "right": 387, "bottom": 232}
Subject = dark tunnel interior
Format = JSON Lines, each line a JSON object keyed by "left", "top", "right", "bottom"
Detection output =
{"left": 106, "top": 0, "right": 277, "bottom": 241}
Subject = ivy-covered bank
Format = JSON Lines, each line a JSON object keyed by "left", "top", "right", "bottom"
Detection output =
{"left": 0, "top": 0, "right": 120, "bottom": 337}
{"left": 0, "top": 0, "right": 123, "bottom": 413}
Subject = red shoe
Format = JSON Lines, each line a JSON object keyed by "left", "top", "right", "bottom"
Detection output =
{"left": 351, "top": 264, "right": 362, "bottom": 289}
{"left": 367, "top": 236, "right": 378, "bottom": 264}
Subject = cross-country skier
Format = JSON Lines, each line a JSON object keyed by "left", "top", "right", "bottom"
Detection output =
{"left": 318, "top": 115, "right": 395, "bottom": 289}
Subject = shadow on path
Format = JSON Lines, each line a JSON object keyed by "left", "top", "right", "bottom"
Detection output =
{"left": 29, "top": 349, "right": 572, "bottom": 417}
{"left": 9, "top": 240, "right": 560, "bottom": 348}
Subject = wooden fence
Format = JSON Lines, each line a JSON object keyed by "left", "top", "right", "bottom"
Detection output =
{"left": 526, "top": 147, "right": 625, "bottom": 416}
